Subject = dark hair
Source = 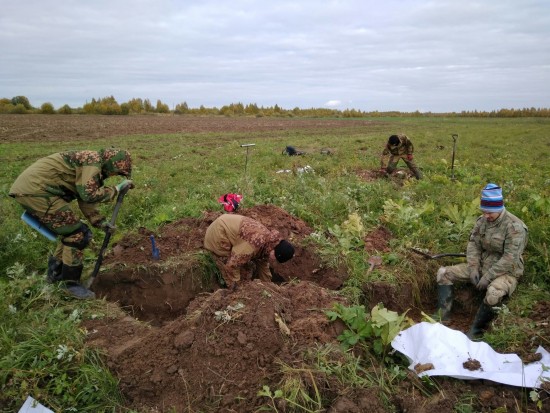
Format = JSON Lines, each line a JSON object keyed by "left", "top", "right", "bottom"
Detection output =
{"left": 388, "top": 135, "right": 400, "bottom": 146}
{"left": 274, "top": 240, "right": 295, "bottom": 263}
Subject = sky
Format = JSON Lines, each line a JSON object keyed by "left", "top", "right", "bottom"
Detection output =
{"left": 1, "top": 0, "right": 549, "bottom": 113}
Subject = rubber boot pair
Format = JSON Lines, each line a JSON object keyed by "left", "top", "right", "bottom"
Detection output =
{"left": 467, "top": 303, "right": 495, "bottom": 339}
{"left": 49, "top": 261, "right": 95, "bottom": 300}
{"left": 434, "top": 284, "right": 453, "bottom": 322}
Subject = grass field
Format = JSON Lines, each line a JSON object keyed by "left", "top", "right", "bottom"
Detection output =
{"left": 1, "top": 115, "right": 549, "bottom": 412}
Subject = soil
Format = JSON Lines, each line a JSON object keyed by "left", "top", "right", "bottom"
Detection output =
{"left": 4, "top": 115, "right": 549, "bottom": 412}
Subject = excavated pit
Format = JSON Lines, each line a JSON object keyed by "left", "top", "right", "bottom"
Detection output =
{"left": 90, "top": 205, "right": 349, "bottom": 325}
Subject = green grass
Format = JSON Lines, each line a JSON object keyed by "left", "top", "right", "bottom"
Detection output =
{"left": 1, "top": 115, "right": 549, "bottom": 411}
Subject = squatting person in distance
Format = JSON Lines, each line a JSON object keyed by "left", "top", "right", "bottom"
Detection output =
{"left": 380, "top": 134, "right": 422, "bottom": 180}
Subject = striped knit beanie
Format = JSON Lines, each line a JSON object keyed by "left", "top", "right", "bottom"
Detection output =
{"left": 480, "top": 183, "right": 504, "bottom": 212}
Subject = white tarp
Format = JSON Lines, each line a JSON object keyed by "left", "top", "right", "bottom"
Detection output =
{"left": 391, "top": 322, "right": 550, "bottom": 389}
{"left": 18, "top": 396, "right": 54, "bottom": 413}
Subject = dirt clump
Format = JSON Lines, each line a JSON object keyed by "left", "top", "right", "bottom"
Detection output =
{"left": 463, "top": 358, "right": 482, "bottom": 371}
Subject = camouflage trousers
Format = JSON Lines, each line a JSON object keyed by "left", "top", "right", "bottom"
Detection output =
{"left": 386, "top": 155, "right": 422, "bottom": 179}
{"left": 12, "top": 195, "right": 88, "bottom": 267}
{"left": 437, "top": 262, "right": 518, "bottom": 306}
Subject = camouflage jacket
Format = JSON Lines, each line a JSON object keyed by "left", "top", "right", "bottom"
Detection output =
{"left": 467, "top": 209, "right": 528, "bottom": 281}
{"left": 9, "top": 150, "right": 123, "bottom": 224}
{"left": 381, "top": 134, "right": 414, "bottom": 156}
{"left": 204, "top": 214, "right": 282, "bottom": 282}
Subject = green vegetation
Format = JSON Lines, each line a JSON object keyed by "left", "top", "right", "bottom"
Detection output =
{"left": 1, "top": 116, "right": 549, "bottom": 411}
{"left": 2, "top": 94, "right": 550, "bottom": 117}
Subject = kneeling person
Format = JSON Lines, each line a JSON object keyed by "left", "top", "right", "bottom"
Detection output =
{"left": 204, "top": 214, "right": 295, "bottom": 289}
{"left": 435, "top": 183, "right": 528, "bottom": 338}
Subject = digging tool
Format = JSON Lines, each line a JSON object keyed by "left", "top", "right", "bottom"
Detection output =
{"left": 410, "top": 247, "right": 466, "bottom": 260}
{"left": 84, "top": 185, "right": 130, "bottom": 288}
{"left": 366, "top": 255, "right": 383, "bottom": 274}
{"left": 150, "top": 235, "right": 160, "bottom": 260}
{"left": 451, "top": 134, "right": 458, "bottom": 181}
{"left": 240, "top": 143, "right": 255, "bottom": 176}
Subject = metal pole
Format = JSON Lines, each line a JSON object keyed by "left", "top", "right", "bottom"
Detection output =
{"left": 240, "top": 143, "right": 255, "bottom": 176}
{"left": 451, "top": 134, "right": 458, "bottom": 181}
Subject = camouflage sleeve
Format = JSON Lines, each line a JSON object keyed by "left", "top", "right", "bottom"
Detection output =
{"left": 75, "top": 165, "right": 117, "bottom": 203}
{"left": 381, "top": 145, "right": 390, "bottom": 156}
{"left": 77, "top": 199, "right": 105, "bottom": 227}
{"left": 485, "top": 222, "right": 527, "bottom": 281}
{"left": 224, "top": 251, "right": 254, "bottom": 282}
{"left": 466, "top": 218, "right": 483, "bottom": 271}
{"left": 404, "top": 137, "right": 414, "bottom": 155}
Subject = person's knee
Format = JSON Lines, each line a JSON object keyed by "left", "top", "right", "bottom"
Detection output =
{"left": 61, "top": 223, "right": 92, "bottom": 250}
{"left": 436, "top": 267, "right": 453, "bottom": 285}
{"left": 485, "top": 285, "right": 505, "bottom": 306}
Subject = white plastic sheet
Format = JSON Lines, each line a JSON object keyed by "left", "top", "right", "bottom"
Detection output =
{"left": 18, "top": 396, "right": 54, "bottom": 413}
{"left": 391, "top": 322, "right": 550, "bottom": 389}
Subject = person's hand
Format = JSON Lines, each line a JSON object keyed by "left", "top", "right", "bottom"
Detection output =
{"left": 476, "top": 276, "right": 490, "bottom": 290}
{"left": 116, "top": 179, "right": 134, "bottom": 193}
{"left": 407, "top": 154, "right": 413, "bottom": 161}
{"left": 469, "top": 268, "right": 480, "bottom": 286}
{"left": 98, "top": 220, "right": 116, "bottom": 234}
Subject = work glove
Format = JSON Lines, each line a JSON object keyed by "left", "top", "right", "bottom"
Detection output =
{"left": 407, "top": 154, "right": 414, "bottom": 161}
{"left": 115, "top": 179, "right": 134, "bottom": 193}
{"left": 469, "top": 268, "right": 480, "bottom": 286}
{"left": 99, "top": 221, "right": 116, "bottom": 234}
{"left": 476, "top": 275, "right": 491, "bottom": 290}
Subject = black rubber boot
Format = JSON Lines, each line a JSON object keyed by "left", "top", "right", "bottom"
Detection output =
{"left": 434, "top": 285, "right": 453, "bottom": 321}
{"left": 467, "top": 303, "right": 495, "bottom": 339}
{"left": 61, "top": 265, "right": 95, "bottom": 300}
{"left": 47, "top": 256, "right": 63, "bottom": 283}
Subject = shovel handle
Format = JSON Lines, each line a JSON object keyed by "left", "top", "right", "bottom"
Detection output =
{"left": 410, "top": 248, "right": 466, "bottom": 260}
{"left": 85, "top": 186, "right": 130, "bottom": 288}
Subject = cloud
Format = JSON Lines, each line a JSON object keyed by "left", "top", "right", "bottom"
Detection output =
{"left": 325, "top": 100, "right": 342, "bottom": 108}
{"left": 0, "top": 0, "right": 549, "bottom": 111}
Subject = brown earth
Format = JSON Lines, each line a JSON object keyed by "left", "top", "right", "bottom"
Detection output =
{"left": 4, "top": 115, "right": 549, "bottom": 412}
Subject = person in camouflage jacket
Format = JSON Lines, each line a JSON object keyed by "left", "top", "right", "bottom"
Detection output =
{"left": 380, "top": 134, "right": 422, "bottom": 179}
{"left": 435, "top": 183, "right": 528, "bottom": 338}
{"left": 9, "top": 149, "right": 133, "bottom": 299}
{"left": 204, "top": 214, "right": 295, "bottom": 289}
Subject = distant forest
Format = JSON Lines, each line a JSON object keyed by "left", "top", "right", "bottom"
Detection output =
{"left": 2, "top": 95, "right": 549, "bottom": 118}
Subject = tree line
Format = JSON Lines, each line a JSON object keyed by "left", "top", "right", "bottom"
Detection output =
{"left": 1, "top": 95, "right": 549, "bottom": 118}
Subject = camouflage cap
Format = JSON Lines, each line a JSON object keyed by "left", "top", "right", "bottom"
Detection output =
{"left": 101, "top": 149, "right": 132, "bottom": 177}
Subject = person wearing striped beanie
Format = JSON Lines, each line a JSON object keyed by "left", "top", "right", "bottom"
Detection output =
{"left": 480, "top": 183, "right": 504, "bottom": 214}
{"left": 434, "top": 183, "right": 528, "bottom": 339}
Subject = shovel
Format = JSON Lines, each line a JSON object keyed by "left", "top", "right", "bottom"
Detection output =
{"left": 84, "top": 185, "right": 130, "bottom": 288}
{"left": 410, "top": 248, "right": 466, "bottom": 260}
{"left": 367, "top": 255, "right": 383, "bottom": 274}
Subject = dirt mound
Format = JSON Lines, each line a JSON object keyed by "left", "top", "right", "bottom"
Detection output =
{"left": 85, "top": 281, "right": 348, "bottom": 412}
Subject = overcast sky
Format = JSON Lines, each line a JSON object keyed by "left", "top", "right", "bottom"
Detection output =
{"left": 1, "top": 0, "right": 549, "bottom": 112}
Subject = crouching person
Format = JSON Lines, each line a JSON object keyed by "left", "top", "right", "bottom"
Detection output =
{"left": 435, "top": 183, "right": 528, "bottom": 338}
{"left": 9, "top": 149, "right": 133, "bottom": 299}
{"left": 204, "top": 214, "right": 295, "bottom": 290}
